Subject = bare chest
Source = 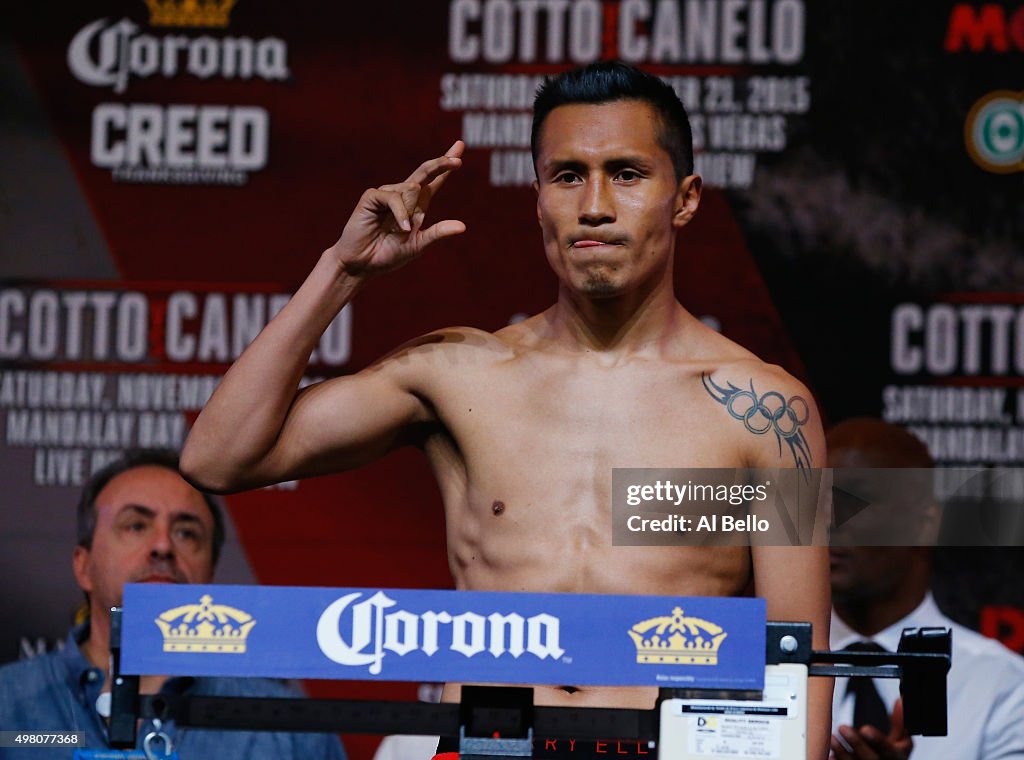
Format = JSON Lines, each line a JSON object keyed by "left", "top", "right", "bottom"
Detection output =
{"left": 419, "top": 356, "right": 752, "bottom": 595}
{"left": 432, "top": 358, "right": 742, "bottom": 476}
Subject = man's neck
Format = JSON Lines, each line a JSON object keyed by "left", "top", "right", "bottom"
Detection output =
{"left": 547, "top": 276, "right": 690, "bottom": 356}
{"left": 834, "top": 591, "right": 928, "bottom": 639}
{"left": 80, "top": 612, "right": 110, "bottom": 673}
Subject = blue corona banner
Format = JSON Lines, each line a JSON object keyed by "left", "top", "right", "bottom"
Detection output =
{"left": 121, "top": 585, "right": 766, "bottom": 689}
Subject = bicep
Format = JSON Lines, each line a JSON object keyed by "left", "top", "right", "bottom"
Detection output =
{"left": 746, "top": 379, "right": 825, "bottom": 472}
{"left": 745, "top": 374, "right": 829, "bottom": 632}
{"left": 739, "top": 373, "right": 831, "bottom": 758}
{"left": 700, "top": 366, "right": 825, "bottom": 472}
{"left": 258, "top": 364, "right": 429, "bottom": 484}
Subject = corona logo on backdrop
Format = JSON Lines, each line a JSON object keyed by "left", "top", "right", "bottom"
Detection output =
{"left": 145, "top": 0, "right": 237, "bottom": 28}
{"left": 69, "top": 0, "right": 284, "bottom": 185}
{"left": 628, "top": 607, "right": 728, "bottom": 665}
{"left": 966, "top": 91, "right": 1024, "bottom": 173}
{"left": 155, "top": 594, "right": 257, "bottom": 653}
{"left": 316, "top": 591, "right": 565, "bottom": 676}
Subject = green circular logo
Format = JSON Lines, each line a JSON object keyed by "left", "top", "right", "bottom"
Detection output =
{"left": 967, "top": 93, "right": 1024, "bottom": 173}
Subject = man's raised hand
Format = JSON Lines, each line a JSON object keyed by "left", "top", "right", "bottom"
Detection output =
{"left": 830, "top": 698, "right": 913, "bottom": 760}
{"left": 330, "top": 141, "right": 466, "bottom": 280}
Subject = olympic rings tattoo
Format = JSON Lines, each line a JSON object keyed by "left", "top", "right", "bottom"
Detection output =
{"left": 701, "top": 373, "right": 813, "bottom": 474}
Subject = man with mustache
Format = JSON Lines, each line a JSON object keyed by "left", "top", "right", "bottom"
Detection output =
{"left": 183, "top": 61, "right": 832, "bottom": 758}
{"left": 0, "top": 449, "right": 346, "bottom": 760}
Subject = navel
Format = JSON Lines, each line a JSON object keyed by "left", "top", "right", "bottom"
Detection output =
{"left": 492, "top": 500, "right": 505, "bottom": 516}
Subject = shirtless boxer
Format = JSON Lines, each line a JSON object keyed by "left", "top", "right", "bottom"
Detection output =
{"left": 181, "top": 62, "right": 831, "bottom": 758}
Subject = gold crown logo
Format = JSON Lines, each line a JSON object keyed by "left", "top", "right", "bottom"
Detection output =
{"left": 628, "top": 607, "right": 728, "bottom": 665}
{"left": 155, "top": 594, "right": 256, "bottom": 653}
{"left": 144, "top": 0, "right": 237, "bottom": 28}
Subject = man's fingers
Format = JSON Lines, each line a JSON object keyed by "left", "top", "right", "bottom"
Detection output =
{"left": 858, "top": 725, "right": 911, "bottom": 760}
{"left": 893, "top": 737, "right": 914, "bottom": 758}
{"left": 379, "top": 190, "right": 411, "bottom": 232}
{"left": 378, "top": 182, "right": 413, "bottom": 193}
{"left": 418, "top": 219, "right": 466, "bottom": 248}
{"left": 406, "top": 153, "right": 462, "bottom": 187}
{"left": 884, "top": 701, "right": 913, "bottom": 759}
{"left": 366, "top": 183, "right": 422, "bottom": 232}
{"left": 445, "top": 139, "right": 465, "bottom": 159}
{"left": 831, "top": 735, "right": 853, "bottom": 760}
{"left": 890, "top": 698, "right": 906, "bottom": 737}
{"left": 858, "top": 725, "right": 888, "bottom": 748}
{"left": 426, "top": 141, "right": 466, "bottom": 194}
{"left": 406, "top": 142, "right": 465, "bottom": 202}
{"left": 838, "top": 726, "right": 879, "bottom": 760}
{"left": 379, "top": 142, "right": 465, "bottom": 224}
{"left": 838, "top": 723, "right": 910, "bottom": 760}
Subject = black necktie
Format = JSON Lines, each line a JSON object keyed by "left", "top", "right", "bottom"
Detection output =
{"left": 844, "top": 641, "right": 891, "bottom": 734}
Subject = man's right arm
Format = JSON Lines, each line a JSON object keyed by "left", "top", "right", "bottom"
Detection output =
{"left": 180, "top": 143, "right": 466, "bottom": 493}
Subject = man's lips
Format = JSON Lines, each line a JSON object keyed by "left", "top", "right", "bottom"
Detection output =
{"left": 571, "top": 239, "right": 623, "bottom": 248}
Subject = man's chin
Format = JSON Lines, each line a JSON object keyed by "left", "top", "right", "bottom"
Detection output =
{"left": 576, "top": 276, "right": 625, "bottom": 298}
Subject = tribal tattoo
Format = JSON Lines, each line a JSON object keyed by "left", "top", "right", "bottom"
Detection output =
{"left": 701, "top": 373, "right": 813, "bottom": 474}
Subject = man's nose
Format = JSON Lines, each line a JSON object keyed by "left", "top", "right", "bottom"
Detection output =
{"left": 149, "top": 522, "right": 174, "bottom": 557}
{"left": 578, "top": 177, "right": 615, "bottom": 226}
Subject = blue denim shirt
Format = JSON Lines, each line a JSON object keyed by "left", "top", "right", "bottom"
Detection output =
{"left": 0, "top": 625, "right": 347, "bottom": 760}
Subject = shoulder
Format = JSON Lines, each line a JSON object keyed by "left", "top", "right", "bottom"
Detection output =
{"left": 940, "top": 623, "right": 1024, "bottom": 752}
{"left": 947, "top": 619, "right": 1024, "bottom": 684}
{"left": 698, "top": 355, "right": 823, "bottom": 469}
{"left": 0, "top": 652, "right": 61, "bottom": 690}
{"left": 903, "top": 599, "right": 1024, "bottom": 693}
{"left": 701, "top": 355, "right": 812, "bottom": 403}
{"left": 699, "top": 355, "right": 819, "bottom": 434}
{"left": 0, "top": 653, "right": 66, "bottom": 720}
{"left": 398, "top": 326, "right": 508, "bottom": 352}
{"left": 371, "top": 325, "right": 514, "bottom": 375}
{"left": 675, "top": 318, "right": 813, "bottom": 402}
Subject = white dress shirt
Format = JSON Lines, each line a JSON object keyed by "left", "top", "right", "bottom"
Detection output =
{"left": 831, "top": 593, "right": 1024, "bottom": 759}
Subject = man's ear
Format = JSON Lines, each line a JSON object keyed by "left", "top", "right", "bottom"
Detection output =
{"left": 533, "top": 179, "right": 542, "bottom": 225}
{"left": 672, "top": 174, "right": 702, "bottom": 228}
{"left": 73, "top": 545, "right": 93, "bottom": 593}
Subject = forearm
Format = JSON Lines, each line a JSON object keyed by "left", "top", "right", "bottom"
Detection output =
{"left": 752, "top": 545, "right": 832, "bottom": 760}
{"left": 183, "top": 143, "right": 465, "bottom": 492}
{"left": 807, "top": 676, "right": 833, "bottom": 760}
{"left": 806, "top": 566, "right": 833, "bottom": 760}
{"left": 181, "top": 249, "right": 361, "bottom": 492}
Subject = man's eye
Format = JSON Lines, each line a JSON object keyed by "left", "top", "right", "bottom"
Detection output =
{"left": 175, "top": 528, "right": 200, "bottom": 541}
{"left": 555, "top": 172, "right": 581, "bottom": 184}
{"left": 617, "top": 170, "right": 640, "bottom": 181}
{"left": 126, "top": 522, "right": 147, "bottom": 532}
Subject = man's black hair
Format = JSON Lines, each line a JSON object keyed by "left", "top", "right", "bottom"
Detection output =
{"left": 76, "top": 448, "right": 226, "bottom": 565}
{"left": 531, "top": 61, "right": 694, "bottom": 180}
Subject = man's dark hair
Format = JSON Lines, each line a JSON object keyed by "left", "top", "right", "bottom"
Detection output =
{"left": 76, "top": 448, "right": 226, "bottom": 565}
{"left": 531, "top": 61, "right": 694, "bottom": 180}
